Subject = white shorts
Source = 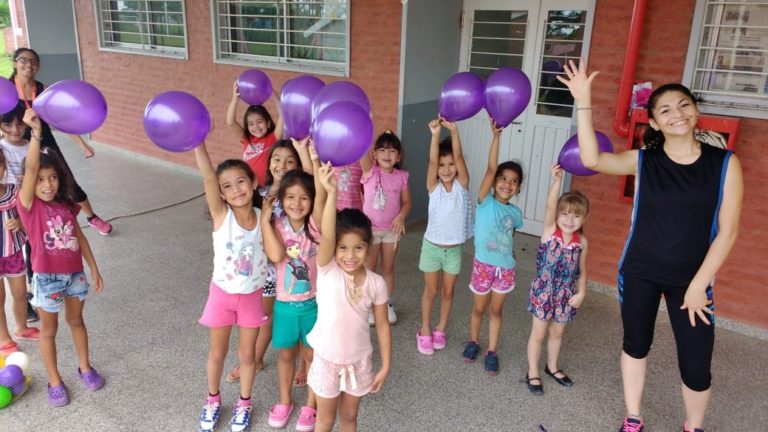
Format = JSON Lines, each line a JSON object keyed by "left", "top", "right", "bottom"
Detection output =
{"left": 308, "top": 353, "right": 374, "bottom": 399}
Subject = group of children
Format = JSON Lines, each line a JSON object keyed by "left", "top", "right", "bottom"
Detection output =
{"left": 189, "top": 81, "right": 591, "bottom": 432}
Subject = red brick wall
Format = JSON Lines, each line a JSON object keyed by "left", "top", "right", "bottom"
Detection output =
{"left": 579, "top": 0, "right": 767, "bottom": 328}
{"left": 71, "top": 0, "right": 401, "bottom": 169}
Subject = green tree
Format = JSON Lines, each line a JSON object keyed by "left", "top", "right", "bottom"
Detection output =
{"left": 0, "top": 0, "right": 9, "bottom": 28}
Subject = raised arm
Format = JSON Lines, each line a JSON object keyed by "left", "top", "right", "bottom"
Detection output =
{"left": 292, "top": 137, "right": 313, "bottom": 175}
{"left": 541, "top": 164, "right": 564, "bottom": 240}
{"left": 260, "top": 197, "right": 286, "bottom": 263}
{"left": 194, "top": 142, "right": 228, "bottom": 224}
{"left": 477, "top": 119, "right": 502, "bottom": 203}
{"left": 557, "top": 59, "right": 637, "bottom": 175}
{"left": 442, "top": 118, "right": 470, "bottom": 189}
{"left": 359, "top": 145, "right": 374, "bottom": 175}
{"left": 426, "top": 119, "right": 441, "bottom": 192}
{"left": 309, "top": 143, "right": 327, "bottom": 226}
{"left": 19, "top": 108, "right": 43, "bottom": 210}
{"left": 270, "top": 90, "right": 284, "bottom": 140}
{"left": 316, "top": 162, "right": 338, "bottom": 267}
{"left": 682, "top": 154, "right": 743, "bottom": 326}
{"left": 226, "top": 80, "right": 245, "bottom": 137}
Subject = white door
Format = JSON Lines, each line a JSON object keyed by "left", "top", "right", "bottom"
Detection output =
{"left": 458, "top": 0, "right": 595, "bottom": 235}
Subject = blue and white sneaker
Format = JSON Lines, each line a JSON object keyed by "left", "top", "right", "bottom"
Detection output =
{"left": 199, "top": 397, "right": 221, "bottom": 432}
{"left": 229, "top": 402, "right": 252, "bottom": 432}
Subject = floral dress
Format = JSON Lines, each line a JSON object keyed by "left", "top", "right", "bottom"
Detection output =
{"left": 527, "top": 228, "right": 582, "bottom": 323}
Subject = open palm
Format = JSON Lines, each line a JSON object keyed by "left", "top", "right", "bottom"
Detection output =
{"left": 556, "top": 59, "right": 599, "bottom": 102}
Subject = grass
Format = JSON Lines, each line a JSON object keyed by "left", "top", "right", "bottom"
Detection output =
{"left": 0, "top": 28, "right": 13, "bottom": 78}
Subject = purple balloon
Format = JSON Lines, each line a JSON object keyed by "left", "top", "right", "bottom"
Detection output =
{"left": 32, "top": 80, "right": 108, "bottom": 134}
{"left": 311, "top": 81, "right": 371, "bottom": 119}
{"left": 484, "top": 67, "right": 532, "bottom": 128}
{"left": 10, "top": 379, "right": 26, "bottom": 397}
{"left": 558, "top": 131, "right": 614, "bottom": 176}
{"left": 281, "top": 76, "right": 325, "bottom": 140}
{"left": 439, "top": 72, "right": 485, "bottom": 122}
{"left": 0, "top": 79, "right": 18, "bottom": 114}
{"left": 312, "top": 101, "right": 373, "bottom": 167}
{"left": 143, "top": 91, "right": 211, "bottom": 153}
{"left": 237, "top": 69, "right": 272, "bottom": 106}
{"left": 0, "top": 365, "right": 24, "bottom": 387}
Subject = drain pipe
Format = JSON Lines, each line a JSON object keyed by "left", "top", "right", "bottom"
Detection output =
{"left": 613, "top": 0, "right": 649, "bottom": 137}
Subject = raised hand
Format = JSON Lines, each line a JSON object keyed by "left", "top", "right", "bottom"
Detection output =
{"left": 551, "top": 164, "right": 564, "bottom": 181}
{"left": 317, "top": 161, "right": 337, "bottom": 192}
{"left": 428, "top": 119, "right": 441, "bottom": 136}
{"left": 308, "top": 141, "right": 319, "bottom": 163}
{"left": 440, "top": 116, "right": 458, "bottom": 133}
{"left": 556, "top": 58, "right": 599, "bottom": 103}
{"left": 489, "top": 117, "right": 502, "bottom": 137}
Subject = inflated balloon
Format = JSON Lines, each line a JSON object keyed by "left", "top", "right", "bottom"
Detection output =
{"left": 484, "top": 67, "right": 532, "bottom": 128}
{"left": 32, "top": 80, "right": 108, "bottom": 134}
{"left": 9, "top": 379, "right": 25, "bottom": 397}
{"left": 0, "top": 385, "right": 11, "bottom": 409}
{"left": 4, "top": 352, "right": 29, "bottom": 376}
{"left": 312, "top": 101, "right": 373, "bottom": 167}
{"left": 558, "top": 131, "right": 614, "bottom": 176}
{"left": 439, "top": 72, "right": 485, "bottom": 121}
{"left": 237, "top": 69, "right": 272, "bottom": 106}
{"left": 0, "top": 365, "right": 24, "bottom": 387}
{"left": 311, "top": 81, "right": 370, "bottom": 119}
{"left": 0, "top": 79, "right": 18, "bottom": 114}
{"left": 281, "top": 76, "right": 325, "bottom": 140}
{"left": 143, "top": 91, "right": 211, "bottom": 153}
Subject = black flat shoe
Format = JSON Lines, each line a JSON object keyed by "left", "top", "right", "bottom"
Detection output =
{"left": 525, "top": 374, "right": 544, "bottom": 395}
{"left": 544, "top": 365, "right": 573, "bottom": 387}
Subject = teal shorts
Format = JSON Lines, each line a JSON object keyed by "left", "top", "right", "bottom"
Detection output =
{"left": 272, "top": 299, "right": 318, "bottom": 349}
{"left": 418, "top": 239, "right": 463, "bottom": 275}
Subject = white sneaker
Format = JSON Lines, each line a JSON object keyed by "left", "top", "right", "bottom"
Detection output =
{"left": 387, "top": 304, "right": 397, "bottom": 324}
{"left": 368, "top": 310, "right": 375, "bottom": 327}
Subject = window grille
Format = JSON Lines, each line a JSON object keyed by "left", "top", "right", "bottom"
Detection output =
{"left": 94, "top": 0, "right": 187, "bottom": 58}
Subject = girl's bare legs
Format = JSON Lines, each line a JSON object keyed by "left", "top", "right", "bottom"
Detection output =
{"left": 63, "top": 296, "right": 93, "bottom": 373}
{"left": 315, "top": 395, "right": 339, "bottom": 432}
{"left": 486, "top": 291, "right": 508, "bottom": 352}
{"left": 546, "top": 322, "right": 567, "bottom": 373}
{"left": 253, "top": 296, "right": 275, "bottom": 371}
{"left": 621, "top": 352, "right": 647, "bottom": 418}
{"left": 38, "top": 309, "right": 62, "bottom": 385}
{"left": 365, "top": 243, "right": 381, "bottom": 273}
{"left": 278, "top": 346, "right": 300, "bottom": 405}
{"left": 379, "top": 242, "right": 397, "bottom": 299}
{"left": 0, "top": 283, "right": 12, "bottom": 344}
{"left": 237, "top": 327, "right": 260, "bottom": 399}
{"left": 300, "top": 345, "right": 316, "bottom": 408}
{"left": 338, "top": 392, "right": 363, "bottom": 432}
{"left": 527, "top": 317, "right": 549, "bottom": 378}
{"left": 207, "top": 327, "right": 232, "bottom": 395}
{"left": 435, "top": 272, "right": 458, "bottom": 332}
{"left": 469, "top": 294, "right": 490, "bottom": 342}
{"left": 420, "top": 271, "right": 440, "bottom": 335}
{"left": 682, "top": 385, "right": 711, "bottom": 429}
{"left": 9, "top": 275, "right": 34, "bottom": 334}
{"left": 295, "top": 341, "right": 308, "bottom": 386}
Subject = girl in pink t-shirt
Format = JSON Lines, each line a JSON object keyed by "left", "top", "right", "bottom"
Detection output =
{"left": 17, "top": 108, "right": 104, "bottom": 407}
{"left": 226, "top": 80, "right": 284, "bottom": 187}
{"left": 308, "top": 161, "right": 392, "bottom": 432}
{"left": 360, "top": 131, "right": 412, "bottom": 325}
{"left": 261, "top": 149, "right": 327, "bottom": 430}
{"left": 333, "top": 161, "right": 363, "bottom": 211}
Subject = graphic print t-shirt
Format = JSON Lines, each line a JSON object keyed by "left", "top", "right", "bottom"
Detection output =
{"left": 17, "top": 198, "right": 83, "bottom": 274}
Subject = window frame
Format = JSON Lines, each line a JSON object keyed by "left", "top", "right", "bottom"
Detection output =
{"left": 683, "top": 0, "right": 768, "bottom": 119}
{"left": 93, "top": 0, "right": 189, "bottom": 59}
{"left": 210, "top": 0, "right": 350, "bottom": 77}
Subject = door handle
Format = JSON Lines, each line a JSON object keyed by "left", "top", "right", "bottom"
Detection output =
{"left": 510, "top": 121, "right": 522, "bottom": 125}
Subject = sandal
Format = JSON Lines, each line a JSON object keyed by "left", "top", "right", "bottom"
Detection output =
{"left": 526, "top": 374, "right": 544, "bottom": 395}
{"left": 14, "top": 327, "right": 40, "bottom": 341}
{"left": 293, "top": 371, "right": 307, "bottom": 388}
{"left": 226, "top": 365, "right": 241, "bottom": 383}
{"left": 0, "top": 341, "right": 19, "bottom": 356}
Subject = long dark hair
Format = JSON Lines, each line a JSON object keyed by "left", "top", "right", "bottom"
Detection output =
{"left": 643, "top": 83, "right": 699, "bottom": 150}
{"left": 22, "top": 147, "right": 76, "bottom": 210}
{"left": 264, "top": 139, "right": 302, "bottom": 187}
{"left": 9, "top": 48, "right": 39, "bottom": 81}
{"left": 278, "top": 170, "right": 317, "bottom": 244}
{"left": 242, "top": 105, "right": 276, "bottom": 141}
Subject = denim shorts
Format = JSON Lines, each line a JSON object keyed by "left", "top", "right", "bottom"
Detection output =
{"left": 32, "top": 272, "right": 89, "bottom": 313}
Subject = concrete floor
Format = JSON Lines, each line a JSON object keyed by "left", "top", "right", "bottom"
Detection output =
{"left": 1, "top": 136, "right": 767, "bottom": 432}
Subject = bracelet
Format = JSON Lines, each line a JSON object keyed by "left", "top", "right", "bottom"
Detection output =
{"left": 30, "top": 134, "right": 41, "bottom": 140}
{"left": 576, "top": 106, "right": 593, "bottom": 111}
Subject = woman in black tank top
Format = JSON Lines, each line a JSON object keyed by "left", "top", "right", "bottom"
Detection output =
{"left": 558, "top": 61, "right": 743, "bottom": 432}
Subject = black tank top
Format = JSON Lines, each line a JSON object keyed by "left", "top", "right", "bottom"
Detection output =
{"left": 619, "top": 143, "right": 731, "bottom": 286}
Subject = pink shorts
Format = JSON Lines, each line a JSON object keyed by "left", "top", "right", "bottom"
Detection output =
{"left": 469, "top": 258, "right": 516, "bottom": 295}
{"left": 0, "top": 250, "right": 25, "bottom": 278}
{"left": 198, "top": 282, "right": 270, "bottom": 329}
{"left": 308, "top": 353, "right": 375, "bottom": 399}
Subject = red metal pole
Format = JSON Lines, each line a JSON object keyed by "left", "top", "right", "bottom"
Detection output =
{"left": 613, "top": 0, "right": 648, "bottom": 137}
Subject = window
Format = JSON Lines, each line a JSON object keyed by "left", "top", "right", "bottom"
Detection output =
{"left": 94, "top": 0, "right": 187, "bottom": 58}
{"left": 212, "top": 0, "right": 349, "bottom": 76}
{"left": 684, "top": 0, "right": 768, "bottom": 119}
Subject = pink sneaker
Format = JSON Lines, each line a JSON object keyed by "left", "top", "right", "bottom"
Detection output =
{"left": 416, "top": 330, "right": 434, "bottom": 355}
{"left": 87, "top": 215, "right": 113, "bottom": 235}
{"left": 295, "top": 406, "right": 316, "bottom": 431}
{"left": 268, "top": 402, "right": 294, "bottom": 429}
{"left": 432, "top": 329, "right": 446, "bottom": 350}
